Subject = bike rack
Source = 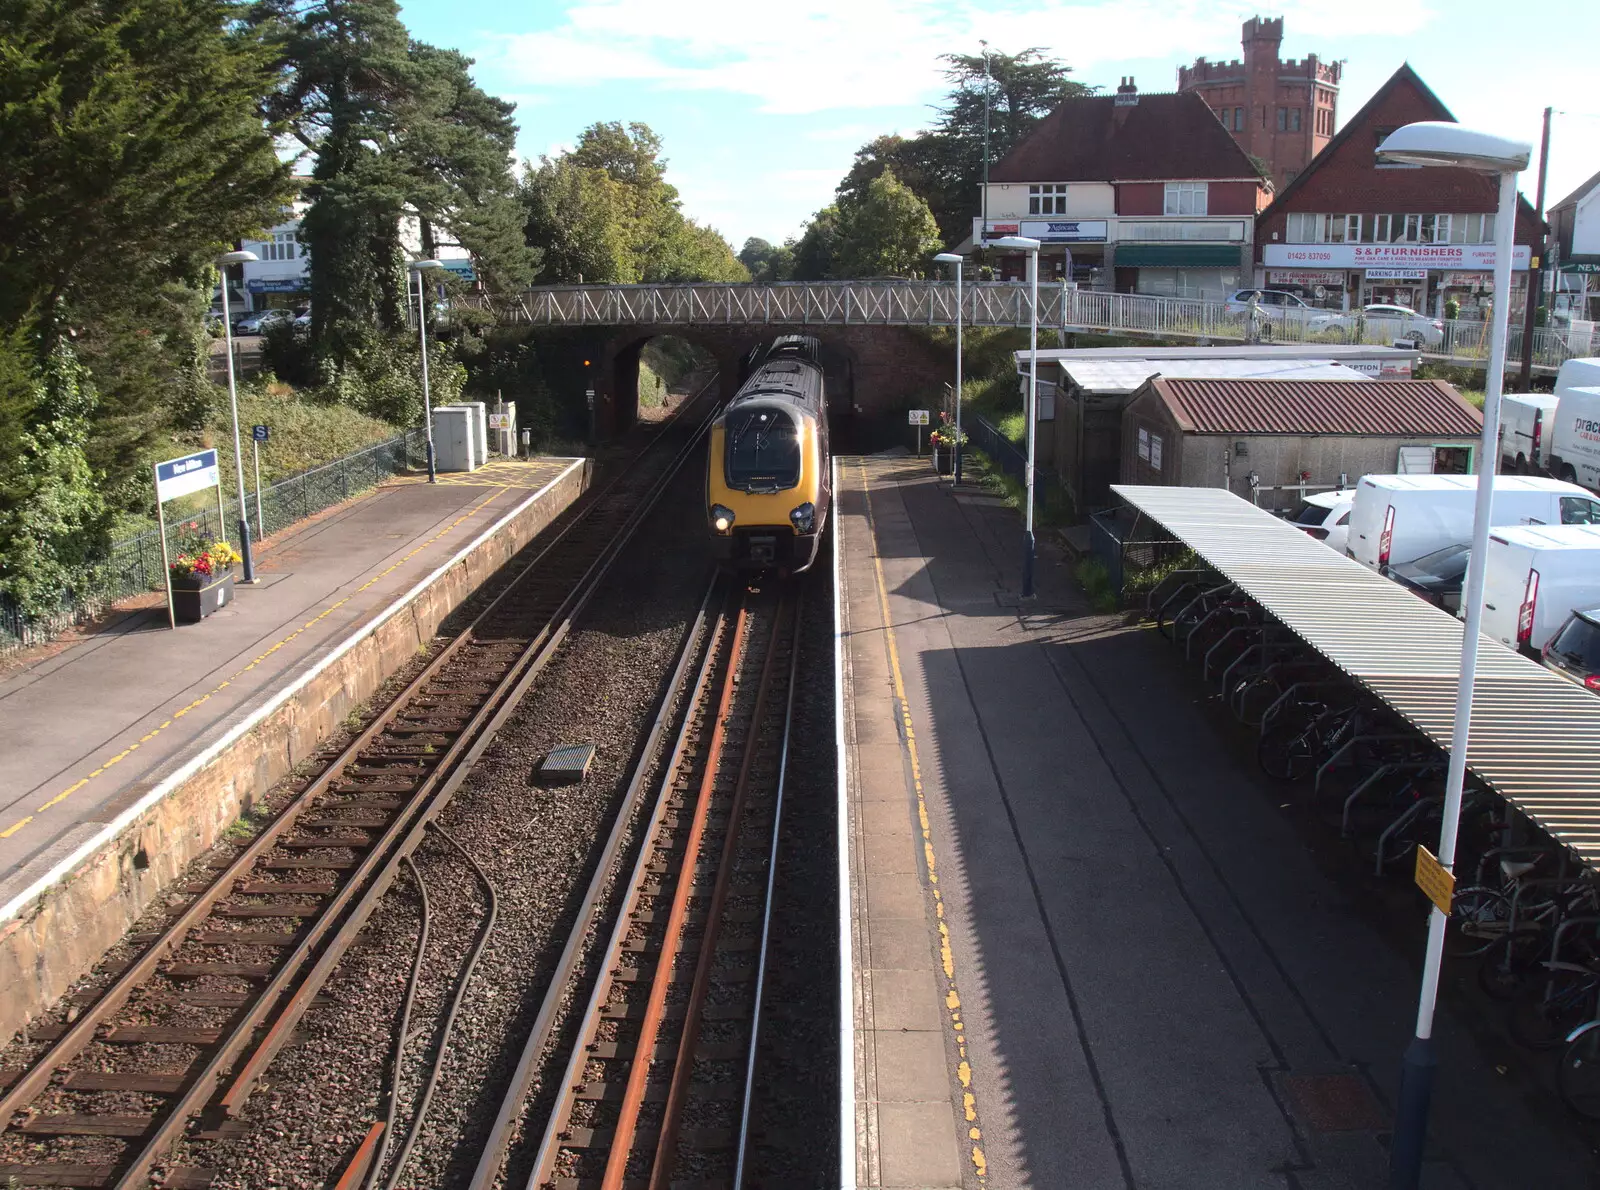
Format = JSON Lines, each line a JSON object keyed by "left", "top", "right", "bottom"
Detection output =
{"left": 1258, "top": 680, "right": 1346, "bottom": 734}
{"left": 1314, "top": 734, "right": 1432, "bottom": 798}
{"left": 1188, "top": 609, "right": 1258, "bottom": 664}
{"left": 1154, "top": 577, "right": 1217, "bottom": 639}
{"left": 1340, "top": 761, "right": 1438, "bottom": 837}
{"left": 1217, "top": 637, "right": 1298, "bottom": 698}
{"left": 1171, "top": 583, "right": 1238, "bottom": 647}
{"left": 1232, "top": 658, "right": 1326, "bottom": 724}
{"left": 1147, "top": 569, "right": 1209, "bottom": 623}
{"left": 1375, "top": 794, "right": 1444, "bottom": 874}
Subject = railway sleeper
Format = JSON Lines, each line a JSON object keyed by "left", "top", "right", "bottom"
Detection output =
{"left": 571, "top": 1080, "right": 739, "bottom": 1103}
{"left": 561, "top": 1123, "right": 734, "bottom": 1150}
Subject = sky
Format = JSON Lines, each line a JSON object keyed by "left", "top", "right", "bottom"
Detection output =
{"left": 395, "top": 0, "right": 1600, "bottom": 251}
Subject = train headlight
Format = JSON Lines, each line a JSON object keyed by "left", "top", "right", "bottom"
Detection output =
{"left": 789, "top": 502, "right": 815, "bottom": 534}
{"left": 711, "top": 504, "right": 735, "bottom": 534}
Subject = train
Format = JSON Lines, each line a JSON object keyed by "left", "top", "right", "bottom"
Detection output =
{"left": 706, "top": 335, "right": 831, "bottom": 572}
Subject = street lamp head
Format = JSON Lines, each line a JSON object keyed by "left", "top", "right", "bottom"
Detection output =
{"left": 408, "top": 259, "right": 446, "bottom": 272}
{"left": 216, "top": 250, "right": 258, "bottom": 266}
{"left": 934, "top": 253, "right": 964, "bottom": 265}
{"left": 1376, "top": 122, "right": 1531, "bottom": 174}
{"left": 993, "top": 235, "right": 1041, "bottom": 252}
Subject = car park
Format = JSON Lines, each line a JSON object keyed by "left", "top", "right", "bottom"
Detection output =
{"left": 1385, "top": 542, "right": 1470, "bottom": 612}
{"left": 1542, "top": 608, "right": 1600, "bottom": 692}
{"left": 1481, "top": 524, "right": 1600, "bottom": 656}
{"left": 1347, "top": 474, "right": 1600, "bottom": 571}
{"left": 1498, "top": 393, "right": 1560, "bottom": 474}
{"left": 1290, "top": 489, "right": 1357, "bottom": 554}
{"left": 1357, "top": 303, "right": 1444, "bottom": 347}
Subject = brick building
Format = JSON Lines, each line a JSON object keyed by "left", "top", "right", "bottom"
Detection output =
{"left": 1256, "top": 64, "right": 1542, "bottom": 318}
{"left": 1178, "top": 16, "right": 1341, "bottom": 193}
{"left": 975, "top": 83, "right": 1269, "bottom": 300}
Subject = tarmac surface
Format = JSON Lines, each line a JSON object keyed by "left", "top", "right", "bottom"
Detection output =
{"left": 838, "top": 453, "right": 1596, "bottom": 1189}
{"left": 0, "top": 457, "right": 574, "bottom": 903}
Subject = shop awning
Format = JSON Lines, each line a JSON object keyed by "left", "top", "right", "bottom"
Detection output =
{"left": 1114, "top": 244, "right": 1243, "bottom": 268}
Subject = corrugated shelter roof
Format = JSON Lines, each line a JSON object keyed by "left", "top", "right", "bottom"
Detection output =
{"left": 1111, "top": 484, "right": 1600, "bottom": 869}
{"left": 1146, "top": 377, "right": 1483, "bottom": 437}
{"left": 1013, "top": 345, "right": 1421, "bottom": 367}
{"left": 990, "top": 90, "right": 1258, "bottom": 183}
{"left": 1062, "top": 359, "right": 1371, "bottom": 396}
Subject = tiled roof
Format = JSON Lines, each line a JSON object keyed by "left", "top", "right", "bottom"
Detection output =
{"left": 989, "top": 90, "right": 1259, "bottom": 183}
{"left": 1148, "top": 377, "right": 1483, "bottom": 437}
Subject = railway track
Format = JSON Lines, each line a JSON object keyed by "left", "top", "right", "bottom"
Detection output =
{"left": 514, "top": 580, "right": 802, "bottom": 1190}
{"left": 0, "top": 393, "right": 716, "bottom": 1190}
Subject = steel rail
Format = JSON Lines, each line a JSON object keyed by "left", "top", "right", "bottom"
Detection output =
{"left": 649, "top": 594, "right": 791, "bottom": 1188}
{"left": 52, "top": 392, "right": 717, "bottom": 1190}
{"left": 600, "top": 597, "right": 753, "bottom": 1190}
{"left": 733, "top": 591, "right": 805, "bottom": 1189}
{"left": 522, "top": 587, "right": 741, "bottom": 1190}
{"left": 462, "top": 571, "right": 724, "bottom": 1190}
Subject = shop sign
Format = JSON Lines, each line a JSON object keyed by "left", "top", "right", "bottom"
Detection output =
{"left": 985, "top": 222, "right": 1020, "bottom": 237}
{"left": 246, "top": 278, "right": 309, "bottom": 293}
{"left": 1019, "top": 219, "right": 1108, "bottom": 243}
{"left": 1263, "top": 243, "right": 1530, "bottom": 271}
{"left": 1363, "top": 267, "right": 1427, "bottom": 281}
{"left": 441, "top": 259, "right": 476, "bottom": 281}
{"left": 1443, "top": 272, "right": 1493, "bottom": 286}
{"left": 1268, "top": 269, "right": 1346, "bottom": 287}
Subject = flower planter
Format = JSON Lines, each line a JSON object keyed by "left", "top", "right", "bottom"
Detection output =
{"left": 932, "top": 446, "right": 953, "bottom": 476}
{"left": 171, "top": 570, "right": 235, "bottom": 623}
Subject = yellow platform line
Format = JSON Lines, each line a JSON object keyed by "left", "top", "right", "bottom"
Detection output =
{"left": 859, "top": 458, "right": 989, "bottom": 1185}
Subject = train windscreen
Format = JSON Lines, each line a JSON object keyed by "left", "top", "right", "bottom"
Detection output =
{"left": 725, "top": 406, "right": 801, "bottom": 492}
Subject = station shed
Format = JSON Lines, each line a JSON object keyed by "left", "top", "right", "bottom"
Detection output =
{"left": 1121, "top": 377, "right": 1483, "bottom": 508}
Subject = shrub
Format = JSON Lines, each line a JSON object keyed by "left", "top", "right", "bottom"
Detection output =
{"left": 1074, "top": 557, "right": 1119, "bottom": 613}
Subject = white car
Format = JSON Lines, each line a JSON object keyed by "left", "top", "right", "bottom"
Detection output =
{"left": 1359, "top": 303, "right": 1444, "bottom": 348}
{"left": 1224, "top": 289, "right": 1342, "bottom": 331}
{"left": 233, "top": 308, "right": 293, "bottom": 335}
{"left": 1292, "top": 489, "right": 1357, "bottom": 554}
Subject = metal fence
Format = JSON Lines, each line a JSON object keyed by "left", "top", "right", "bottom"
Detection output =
{"left": 461, "top": 281, "right": 1594, "bottom": 373}
{"left": 1088, "top": 505, "right": 1186, "bottom": 596}
{"left": 0, "top": 432, "right": 422, "bottom": 654}
{"left": 966, "top": 415, "right": 1075, "bottom": 519}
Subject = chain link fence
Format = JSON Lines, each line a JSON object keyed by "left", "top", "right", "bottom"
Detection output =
{"left": 1, "top": 431, "right": 423, "bottom": 654}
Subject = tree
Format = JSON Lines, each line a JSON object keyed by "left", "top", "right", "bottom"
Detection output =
{"left": 792, "top": 206, "right": 845, "bottom": 281}
{"left": 835, "top": 171, "right": 941, "bottom": 278}
{"left": 738, "top": 238, "right": 795, "bottom": 284}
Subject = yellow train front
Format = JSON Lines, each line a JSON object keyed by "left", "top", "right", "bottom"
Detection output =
{"left": 707, "top": 336, "right": 830, "bottom": 573}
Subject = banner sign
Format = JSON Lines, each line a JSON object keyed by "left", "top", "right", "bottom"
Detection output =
{"left": 1363, "top": 267, "right": 1428, "bottom": 281}
{"left": 1268, "top": 269, "right": 1346, "bottom": 287}
{"left": 246, "top": 278, "right": 309, "bottom": 293}
{"left": 1264, "top": 243, "right": 1530, "bottom": 271}
{"left": 155, "top": 449, "right": 220, "bottom": 504}
{"left": 1019, "top": 219, "right": 1108, "bottom": 244}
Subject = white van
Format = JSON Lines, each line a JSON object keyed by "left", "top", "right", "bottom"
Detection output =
{"left": 1547, "top": 384, "right": 1600, "bottom": 493}
{"left": 1498, "top": 393, "right": 1560, "bottom": 474}
{"left": 1347, "top": 474, "right": 1600, "bottom": 571}
{"left": 1481, "top": 524, "right": 1600, "bottom": 655}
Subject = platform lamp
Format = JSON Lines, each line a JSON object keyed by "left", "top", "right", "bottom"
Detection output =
{"left": 993, "top": 235, "right": 1042, "bottom": 597}
{"left": 934, "top": 252, "right": 966, "bottom": 484}
{"left": 408, "top": 259, "right": 446, "bottom": 482}
{"left": 216, "top": 250, "right": 260, "bottom": 583}
{"left": 1375, "top": 121, "right": 1532, "bottom": 1190}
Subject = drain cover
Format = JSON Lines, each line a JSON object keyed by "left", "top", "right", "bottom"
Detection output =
{"left": 1284, "top": 1074, "right": 1386, "bottom": 1132}
{"left": 537, "top": 743, "right": 596, "bottom": 786}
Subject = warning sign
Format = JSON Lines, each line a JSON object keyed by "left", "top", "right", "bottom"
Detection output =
{"left": 1414, "top": 845, "right": 1455, "bottom": 915}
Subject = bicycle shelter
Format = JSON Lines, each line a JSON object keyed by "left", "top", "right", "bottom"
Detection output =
{"left": 1111, "top": 484, "right": 1600, "bottom": 868}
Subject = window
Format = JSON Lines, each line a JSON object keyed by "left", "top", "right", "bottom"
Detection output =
{"left": 1290, "top": 108, "right": 1302, "bottom": 133}
{"left": 1028, "top": 184, "right": 1068, "bottom": 215}
{"left": 1345, "top": 214, "right": 1362, "bottom": 242}
{"left": 1402, "top": 214, "right": 1450, "bottom": 243}
{"left": 1164, "top": 182, "right": 1208, "bottom": 216}
{"left": 1277, "top": 107, "right": 1288, "bottom": 132}
{"left": 1561, "top": 496, "right": 1600, "bottom": 525}
{"left": 724, "top": 407, "right": 800, "bottom": 492}
{"left": 1233, "top": 106, "right": 1244, "bottom": 132}
{"left": 257, "top": 230, "right": 298, "bottom": 262}
{"left": 1372, "top": 213, "right": 1391, "bottom": 243}
{"left": 1456, "top": 213, "right": 1495, "bottom": 243}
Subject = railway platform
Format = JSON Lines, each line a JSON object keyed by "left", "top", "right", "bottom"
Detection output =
{"left": 0, "top": 457, "right": 579, "bottom": 946}
{"left": 834, "top": 454, "right": 1594, "bottom": 1189}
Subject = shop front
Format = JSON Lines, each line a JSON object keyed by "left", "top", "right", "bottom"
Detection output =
{"left": 982, "top": 219, "right": 1106, "bottom": 284}
{"left": 1113, "top": 243, "right": 1244, "bottom": 302}
{"left": 1263, "top": 242, "right": 1529, "bottom": 318}
{"left": 246, "top": 276, "right": 310, "bottom": 313}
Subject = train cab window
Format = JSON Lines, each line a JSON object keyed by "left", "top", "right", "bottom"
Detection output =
{"left": 726, "top": 407, "right": 801, "bottom": 492}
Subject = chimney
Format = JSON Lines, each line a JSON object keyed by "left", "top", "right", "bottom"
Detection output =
{"left": 1114, "top": 77, "right": 1139, "bottom": 107}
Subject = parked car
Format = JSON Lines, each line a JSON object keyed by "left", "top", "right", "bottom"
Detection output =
{"left": 1498, "top": 393, "right": 1560, "bottom": 474}
{"left": 1480, "top": 524, "right": 1600, "bottom": 656}
{"left": 1386, "top": 543, "right": 1470, "bottom": 612}
{"left": 233, "top": 308, "right": 293, "bottom": 335}
{"left": 1347, "top": 474, "right": 1600, "bottom": 571}
{"left": 1291, "top": 489, "right": 1358, "bottom": 554}
{"left": 1358, "top": 304, "right": 1444, "bottom": 348}
{"left": 1223, "top": 288, "right": 1342, "bottom": 331}
{"left": 292, "top": 305, "right": 312, "bottom": 329}
{"left": 1542, "top": 608, "right": 1600, "bottom": 693}
{"left": 1544, "top": 359, "right": 1600, "bottom": 492}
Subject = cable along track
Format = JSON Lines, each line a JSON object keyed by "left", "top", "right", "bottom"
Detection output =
{"left": 527, "top": 580, "right": 802, "bottom": 1190}
{"left": 0, "top": 397, "right": 714, "bottom": 1190}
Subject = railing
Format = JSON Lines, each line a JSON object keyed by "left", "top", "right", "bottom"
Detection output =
{"left": 460, "top": 281, "right": 1595, "bottom": 372}
{"left": 0, "top": 432, "right": 422, "bottom": 654}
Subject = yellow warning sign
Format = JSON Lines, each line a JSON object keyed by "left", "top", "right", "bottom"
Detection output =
{"left": 1415, "top": 845, "right": 1455, "bottom": 915}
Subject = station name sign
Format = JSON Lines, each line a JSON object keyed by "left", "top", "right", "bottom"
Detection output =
{"left": 155, "top": 449, "right": 220, "bottom": 503}
{"left": 1264, "top": 243, "right": 1530, "bottom": 271}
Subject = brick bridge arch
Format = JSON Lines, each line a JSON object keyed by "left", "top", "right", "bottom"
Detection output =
{"left": 596, "top": 324, "right": 950, "bottom": 435}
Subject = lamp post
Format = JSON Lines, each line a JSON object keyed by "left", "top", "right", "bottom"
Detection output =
{"left": 408, "top": 259, "right": 446, "bottom": 482}
{"left": 216, "top": 250, "right": 259, "bottom": 583}
{"left": 980, "top": 41, "right": 992, "bottom": 258}
{"left": 934, "top": 252, "right": 965, "bottom": 484}
{"left": 1375, "top": 121, "right": 1532, "bottom": 1190}
{"left": 995, "top": 235, "right": 1041, "bottom": 597}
